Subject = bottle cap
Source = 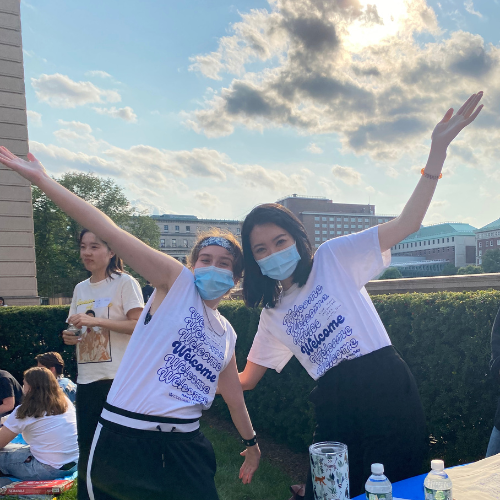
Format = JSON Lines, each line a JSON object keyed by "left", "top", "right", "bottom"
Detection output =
{"left": 431, "top": 460, "right": 444, "bottom": 471}
{"left": 371, "top": 463, "right": 384, "bottom": 474}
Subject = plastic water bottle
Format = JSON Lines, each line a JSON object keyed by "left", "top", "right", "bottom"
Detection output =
{"left": 423, "top": 460, "right": 452, "bottom": 500}
{"left": 365, "top": 463, "right": 392, "bottom": 499}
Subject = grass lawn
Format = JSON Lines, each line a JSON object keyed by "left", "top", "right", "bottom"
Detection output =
{"left": 8, "top": 421, "right": 293, "bottom": 500}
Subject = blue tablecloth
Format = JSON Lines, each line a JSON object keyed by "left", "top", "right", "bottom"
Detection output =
{"left": 352, "top": 473, "right": 427, "bottom": 500}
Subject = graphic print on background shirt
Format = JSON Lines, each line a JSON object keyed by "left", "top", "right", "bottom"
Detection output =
{"left": 157, "top": 306, "right": 225, "bottom": 408}
{"left": 282, "top": 284, "right": 360, "bottom": 377}
{"left": 76, "top": 298, "right": 112, "bottom": 364}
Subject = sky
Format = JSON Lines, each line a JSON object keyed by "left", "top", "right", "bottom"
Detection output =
{"left": 19, "top": 0, "right": 500, "bottom": 228}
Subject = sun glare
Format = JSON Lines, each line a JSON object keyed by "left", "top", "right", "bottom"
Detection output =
{"left": 346, "top": 0, "right": 409, "bottom": 49}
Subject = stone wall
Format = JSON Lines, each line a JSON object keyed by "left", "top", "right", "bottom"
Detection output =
{"left": 0, "top": 0, "right": 38, "bottom": 305}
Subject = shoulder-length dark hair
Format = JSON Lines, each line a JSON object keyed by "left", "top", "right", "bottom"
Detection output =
{"left": 79, "top": 229, "right": 124, "bottom": 279}
{"left": 16, "top": 367, "right": 67, "bottom": 419}
{"left": 241, "top": 203, "right": 313, "bottom": 308}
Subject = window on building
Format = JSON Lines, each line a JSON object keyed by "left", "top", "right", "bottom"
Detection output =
{"left": 378, "top": 218, "right": 383, "bottom": 223}
{"left": 452, "top": 237, "right": 454, "bottom": 242}
{"left": 183, "top": 239, "right": 188, "bottom": 248}
{"left": 411, "top": 243, "right": 413, "bottom": 247}
{"left": 163, "top": 225, "right": 169, "bottom": 231}
{"left": 337, "top": 231, "right": 341, "bottom": 235}
{"left": 330, "top": 224, "right": 335, "bottom": 228}
{"left": 447, "top": 238, "right": 449, "bottom": 243}
{"left": 322, "top": 217, "right": 327, "bottom": 221}
{"left": 344, "top": 224, "right": 349, "bottom": 228}
{"left": 322, "top": 230, "right": 327, "bottom": 234}
{"left": 315, "top": 230, "right": 320, "bottom": 234}
{"left": 350, "top": 224, "right": 356, "bottom": 229}
{"left": 186, "top": 226, "right": 190, "bottom": 232}
{"left": 358, "top": 218, "right": 362, "bottom": 222}
{"left": 315, "top": 217, "right": 320, "bottom": 221}
{"left": 322, "top": 237, "right": 328, "bottom": 241}
{"left": 315, "top": 224, "right": 320, "bottom": 227}
{"left": 329, "top": 217, "right": 334, "bottom": 221}
{"left": 479, "top": 250, "right": 482, "bottom": 256}
{"left": 172, "top": 239, "right": 177, "bottom": 247}
{"left": 315, "top": 237, "right": 320, "bottom": 241}
{"left": 175, "top": 225, "right": 180, "bottom": 232}
{"left": 358, "top": 225, "right": 363, "bottom": 228}
{"left": 322, "top": 224, "right": 327, "bottom": 228}
{"left": 344, "top": 217, "right": 349, "bottom": 221}
{"left": 337, "top": 224, "right": 342, "bottom": 228}
{"left": 365, "top": 218, "right": 369, "bottom": 222}
{"left": 236, "top": 228, "right": 240, "bottom": 235}
{"left": 330, "top": 231, "right": 335, "bottom": 235}
{"left": 497, "top": 240, "right": 500, "bottom": 245}
{"left": 160, "top": 239, "right": 165, "bottom": 248}
{"left": 424, "top": 241, "right": 426, "bottom": 246}
{"left": 344, "top": 231, "right": 349, "bottom": 234}
{"left": 315, "top": 243, "right": 320, "bottom": 248}
{"left": 419, "top": 242, "right": 422, "bottom": 246}
{"left": 351, "top": 218, "right": 356, "bottom": 222}
{"left": 479, "top": 242, "right": 482, "bottom": 247}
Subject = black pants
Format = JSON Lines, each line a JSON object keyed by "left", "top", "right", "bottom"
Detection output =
{"left": 76, "top": 379, "right": 113, "bottom": 500}
{"left": 87, "top": 418, "right": 219, "bottom": 500}
{"left": 304, "top": 346, "right": 426, "bottom": 499}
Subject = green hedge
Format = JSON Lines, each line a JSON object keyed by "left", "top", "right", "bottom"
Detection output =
{"left": 1, "top": 292, "right": 499, "bottom": 467}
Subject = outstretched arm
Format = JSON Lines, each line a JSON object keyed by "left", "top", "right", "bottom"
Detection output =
{"left": 239, "top": 361, "right": 268, "bottom": 391}
{"left": 378, "top": 92, "right": 484, "bottom": 253}
{"left": 0, "top": 149, "right": 183, "bottom": 289}
{"left": 218, "top": 355, "right": 261, "bottom": 484}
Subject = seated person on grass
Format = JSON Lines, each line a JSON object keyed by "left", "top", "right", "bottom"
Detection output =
{"left": 35, "top": 352, "right": 77, "bottom": 404}
{"left": 0, "top": 367, "right": 78, "bottom": 480}
{"left": 0, "top": 369, "right": 23, "bottom": 420}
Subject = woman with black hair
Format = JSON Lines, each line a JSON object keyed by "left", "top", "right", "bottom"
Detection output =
{"left": 62, "top": 229, "right": 144, "bottom": 500}
{"left": 239, "top": 92, "right": 484, "bottom": 497}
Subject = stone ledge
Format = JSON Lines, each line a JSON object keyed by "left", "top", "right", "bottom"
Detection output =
{"left": 366, "top": 273, "right": 500, "bottom": 295}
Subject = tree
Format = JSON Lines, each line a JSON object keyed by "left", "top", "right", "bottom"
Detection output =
{"left": 481, "top": 249, "right": 500, "bottom": 273}
{"left": 33, "top": 173, "right": 160, "bottom": 297}
{"left": 379, "top": 267, "right": 403, "bottom": 280}
{"left": 457, "top": 265, "right": 483, "bottom": 275}
{"left": 441, "top": 263, "right": 458, "bottom": 276}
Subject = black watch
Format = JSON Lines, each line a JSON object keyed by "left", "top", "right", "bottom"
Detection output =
{"left": 241, "top": 433, "right": 257, "bottom": 447}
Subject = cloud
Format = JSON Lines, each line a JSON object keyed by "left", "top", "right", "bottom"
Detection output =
{"left": 464, "top": 0, "right": 483, "bottom": 18}
{"left": 31, "top": 74, "right": 121, "bottom": 108}
{"left": 186, "top": 0, "right": 498, "bottom": 163}
{"left": 93, "top": 106, "right": 138, "bottom": 123}
{"left": 307, "top": 142, "right": 323, "bottom": 154}
{"left": 331, "top": 165, "right": 361, "bottom": 185}
{"left": 194, "top": 191, "right": 220, "bottom": 208}
{"left": 85, "top": 70, "right": 112, "bottom": 78}
{"left": 26, "top": 110, "right": 42, "bottom": 127}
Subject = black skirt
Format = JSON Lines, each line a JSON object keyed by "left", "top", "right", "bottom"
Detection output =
{"left": 304, "top": 345, "right": 426, "bottom": 499}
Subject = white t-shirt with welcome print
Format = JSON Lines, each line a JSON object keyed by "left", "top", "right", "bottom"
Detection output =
{"left": 106, "top": 267, "right": 237, "bottom": 420}
{"left": 247, "top": 226, "right": 392, "bottom": 381}
{"left": 68, "top": 273, "right": 144, "bottom": 385}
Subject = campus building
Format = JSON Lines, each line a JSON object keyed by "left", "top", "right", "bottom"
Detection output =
{"left": 390, "top": 223, "right": 477, "bottom": 276}
{"left": 475, "top": 217, "right": 500, "bottom": 266}
{"left": 152, "top": 214, "right": 242, "bottom": 262}
{"left": 276, "top": 194, "right": 395, "bottom": 249}
{"left": 0, "top": 1, "right": 38, "bottom": 305}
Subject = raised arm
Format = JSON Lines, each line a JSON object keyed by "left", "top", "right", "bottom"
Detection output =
{"left": 217, "top": 355, "right": 261, "bottom": 484}
{"left": 378, "top": 92, "right": 484, "bottom": 253}
{"left": 0, "top": 149, "right": 183, "bottom": 289}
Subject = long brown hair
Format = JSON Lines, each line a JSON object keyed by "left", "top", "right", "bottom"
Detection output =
{"left": 79, "top": 228, "right": 124, "bottom": 279}
{"left": 16, "top": 367, "right": 68, "bottom": 419}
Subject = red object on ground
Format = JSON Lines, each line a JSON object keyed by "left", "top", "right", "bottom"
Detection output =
{"left": 0, "top": 478, "right": 74, "bottom": 495}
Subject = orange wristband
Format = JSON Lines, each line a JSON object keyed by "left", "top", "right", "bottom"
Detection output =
{"left": 421, "top": 168, "right": 442, "bottom": 180}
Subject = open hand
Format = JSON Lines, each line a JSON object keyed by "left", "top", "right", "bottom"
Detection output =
{"left": 0, "top": 147, "right": 47, "bottom": 184}
{"left": 431, "top": 92, "right": 484, "bottom": 150}
{"left": 239, "top": 445, "right": 260, "bottom": 484}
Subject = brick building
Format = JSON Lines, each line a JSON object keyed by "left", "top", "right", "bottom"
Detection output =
{"left": 276, "top": 194, "right": 395, "bottom": 249}
{"left": 390, "top": 223, "right": 477, "bottom": 269}
{"left": 475, "top": 217, "right": 500, "bottom": 266}
{"left": 151, "top": 214, "right": 242, "bottom": 262}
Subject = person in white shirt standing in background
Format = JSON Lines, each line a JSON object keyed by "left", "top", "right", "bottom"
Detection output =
{"left": 62, "top": 229, "right": 144, "bottom": 500}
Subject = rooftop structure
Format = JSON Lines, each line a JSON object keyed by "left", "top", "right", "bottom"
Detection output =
{"left": 475, "top": 217, "right": 500, "bottom": 265}
{"left": 391, "top": 222, "right": 477, "bottom": 271}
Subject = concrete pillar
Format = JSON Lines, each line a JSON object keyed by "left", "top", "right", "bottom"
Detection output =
{"left": 0, "top": 0, "right": 38, "bottom": 305}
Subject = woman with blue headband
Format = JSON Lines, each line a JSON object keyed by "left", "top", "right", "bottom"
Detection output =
{"left": 0, "top": 149, "right": 260, "bottom": 500}
{"left": 238, "top": 92, "right": 484, "bottom": 498}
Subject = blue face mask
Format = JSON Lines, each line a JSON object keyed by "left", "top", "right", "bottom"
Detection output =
{"left": 194, "top": 266, "right": 235, "bottom": 300}
{"left": 256, "top": 243, "right": 301, "bottom": 281}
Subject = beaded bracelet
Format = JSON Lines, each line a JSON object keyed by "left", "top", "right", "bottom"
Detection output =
{"left": 421, "top": 168, "right": 442, "bottom": 180}
{"left": 241, "top": 433, "right": 258, "bottom": 447}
